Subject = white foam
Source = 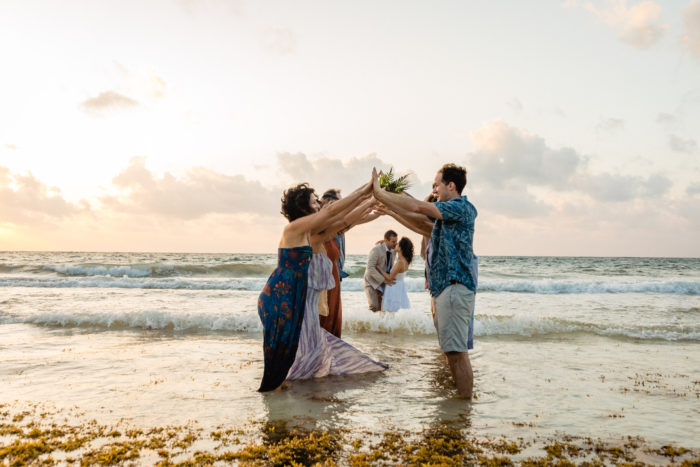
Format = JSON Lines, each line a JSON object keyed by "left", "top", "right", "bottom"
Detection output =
{"left": 3, "top": 310, "right": 263, "bottom": 332}
{"left": 44, "top": 264, "right": 173, "bottom": 278}
{"left": 343, "top": 307, "right": 437, "bottom": 335}
{"left": 474, "top": 315, "right": 700, "bottom": 341}
{"left": 477, "top": 279, "right": 700, "bottom": 295}
{"left": 3, "top": 309, "right": 697, "bottom": 341}
{"left": 0, "top": 277, "right": 268, "bottom": 290}
{"left": 4, "top": 275, "right": 698, "bottom": 295}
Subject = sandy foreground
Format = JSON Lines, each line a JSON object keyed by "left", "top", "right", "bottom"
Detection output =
{"left": 1, "top": 401, "right": 698, "bottom": 466}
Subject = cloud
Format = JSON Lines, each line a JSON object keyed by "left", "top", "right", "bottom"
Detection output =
{"left": 80, "top": 91, "right": 139, "bottom": 114}
{"left": 0, "top": 166, "right": 88, "bottom": 225}
{"left": 274, "top": 151, "right": 437, "bottom": 202}
{"left": 682, "top": 1, "right": 700, "bottom": 59}
{"left": 79, "top": 64, "right": 166, "bottom": 116}
{"left": 4, "top": 144, "right": 17, "bottom": 150}
{"left": 114, "top": 62, "right": 168, "bottom": 100}
{"left": 595, "top": 117, "right": 625, "bottom": 136}
{"left": 656, "top": 112, "right": 676, "bottom": 124}
{"left": 506, "top": 98, "right": 523, "bottom": 113}
{"left": 669, "top": 134, "right": 698, "bottom": 153}
{"left": 573, "top": 172, "right": 672, "bottom": 201}
{"left": 147, "top": 72, "right": 167, "bottom": 99}
{"left": 1, "top": 154, "right": 696, "bottom": 255}
{"left": 262, "top": 27, "right": 297, "bottom": 55}
{"left": 276, "top": 152, "right": 395, "bottom": 192}
{"left": 101, "top": 157, "right": 279, "bottom": 219}
{"left": 467, "top": 120, "right": 583, "bottom": 189}
{"left": 276, "top": 152, "right": 315, "bottom": 180}
{"left": 471, "top": 184, "right": 552, "bottom": 218}
{"left": 584, "top": 0, "right": 667, "bottom": 49}
{"left": 687, "top": 181, "right": 700, "bottom": 195}
{"left": 464, "top": 120, "right": 673, "bottom": 215}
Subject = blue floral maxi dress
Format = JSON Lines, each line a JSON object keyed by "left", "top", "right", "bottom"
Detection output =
{"left": 257, "top": 246, "right": 312, "bottom": 392}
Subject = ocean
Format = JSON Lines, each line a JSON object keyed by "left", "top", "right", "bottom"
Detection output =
{"left": 1, "top": 252, "right": 699, "bottom": 460}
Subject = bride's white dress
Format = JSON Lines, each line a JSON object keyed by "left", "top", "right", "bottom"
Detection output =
{"left": 382, "top": 271, "right": 410, "bottom": 312}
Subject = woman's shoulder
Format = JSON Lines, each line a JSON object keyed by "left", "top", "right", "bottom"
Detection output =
{"left": 395, "top": 258, "right": 409, "bottom": 272}
{"left": 280, "top": 221, "right": 311, "bottom": 248}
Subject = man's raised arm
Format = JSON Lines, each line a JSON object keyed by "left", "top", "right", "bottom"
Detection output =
{"left": 377, "top": 205, "right": 433, "bottom": 237}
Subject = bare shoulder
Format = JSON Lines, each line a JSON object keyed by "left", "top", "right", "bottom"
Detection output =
{"left": 279, "top": 222, "right": 307, "bottom": 248}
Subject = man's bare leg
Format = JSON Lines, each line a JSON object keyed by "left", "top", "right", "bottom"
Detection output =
{"left": 446, "top": 351, "right": 473, "bottom": 399}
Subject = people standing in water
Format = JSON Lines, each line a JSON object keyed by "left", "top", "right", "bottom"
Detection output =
{"left": 286, "top": 200, "right": 387, "bottom": 381}
{"left": 373, "top": 164, "right": 477, "bottom": 399}
{"left": 376, "top": 237, "right": 413, "bottom": 312}
{"left": 379, "top": 192, "right": 478, "bottom": 350}
{"left": 318, "top": 189, "right": 345, "bottom": 338}
{"left": 321, "top": 189, "right": 350, "bottom": 280}
{"left": 362, "top": 230, "right": 398, "bottom": 312}
{"left": 318, "top": 188, "right": 381, "bottom": 337}
{"left": 257, "top": 176, "right": 386, "bottom": 392}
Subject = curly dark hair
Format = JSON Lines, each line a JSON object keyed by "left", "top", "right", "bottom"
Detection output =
{"left": 281, "top": 183, "right": 317, "bottom": 221}
{"left": 439, "top": 163, "right": 467, "bottom": 194}
{"left": 398, "top": 237, "right": 414, "bottom": 265}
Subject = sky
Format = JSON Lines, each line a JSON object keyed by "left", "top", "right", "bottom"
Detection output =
{"left": 1, "top": 0, "right": 699, "bottom": 256}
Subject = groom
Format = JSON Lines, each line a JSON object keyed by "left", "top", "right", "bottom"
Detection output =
{"left": 363, "top": 230, "right": 398, "bottom": 312}
{"left": 372, "top": 164, "right": 477, "bottom": 399}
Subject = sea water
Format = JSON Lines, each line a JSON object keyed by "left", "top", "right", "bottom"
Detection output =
{"left": 1, "top": 252, "right": 698, "bottom": 447}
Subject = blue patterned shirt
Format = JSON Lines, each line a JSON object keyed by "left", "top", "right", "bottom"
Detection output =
{"left": 429, "top": 195, "right": 477, "bottom": 297}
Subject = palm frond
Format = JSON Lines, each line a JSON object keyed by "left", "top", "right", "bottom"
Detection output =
{"left": 378, "top": 168, "right": 411, "bottom": 194}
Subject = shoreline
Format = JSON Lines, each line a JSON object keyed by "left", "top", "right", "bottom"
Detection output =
{"left": 1, "top": 402, "right": 698, "bottom": 466}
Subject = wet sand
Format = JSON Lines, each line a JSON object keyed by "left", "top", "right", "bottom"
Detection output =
{"left": 1, "top": 401, "right": 698, "bottom": 466}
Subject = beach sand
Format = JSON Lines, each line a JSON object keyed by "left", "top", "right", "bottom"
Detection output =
{"left": 1, "top": 401, "right": 698, "bottom": 466}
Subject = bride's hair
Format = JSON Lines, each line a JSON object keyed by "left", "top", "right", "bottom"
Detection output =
{"left": 398, "top": 237, "right": 414, "bottom": 265}
{"left": 281, "top": 183, "right": 317, "bottom": 221}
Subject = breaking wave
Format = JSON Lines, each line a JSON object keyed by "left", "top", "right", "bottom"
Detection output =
{"left": 1, "top": 276, "right": 698, "bottom": 295}
{"left": 2, "top": 309, "right": 697, "bottom": 342}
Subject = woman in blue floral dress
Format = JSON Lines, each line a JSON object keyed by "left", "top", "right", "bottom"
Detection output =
{"left": 257, "top": 174, "right": 377, "bottom": 392}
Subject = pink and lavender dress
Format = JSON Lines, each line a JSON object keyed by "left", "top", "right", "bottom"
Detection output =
{"left": 287, "top": 252, "right": 387, "bottom": 379}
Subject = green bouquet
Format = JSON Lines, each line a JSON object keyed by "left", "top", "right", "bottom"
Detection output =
{"left": 378, "top": 168, "right": 411, "bottom": 194}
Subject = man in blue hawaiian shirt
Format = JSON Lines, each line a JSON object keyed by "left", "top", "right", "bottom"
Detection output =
{"left": 372, "top": 164, "right": 477, "bottom": 399}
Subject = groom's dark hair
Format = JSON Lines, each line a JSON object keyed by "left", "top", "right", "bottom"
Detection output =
{"left": 281, "top": 183, "right": 317, "bottom": 221}
{"left": 439, "top": 163, "right": 467, "bottom": 194}
{"left": 384, "top": 230, "right": 397, "bottom": 240}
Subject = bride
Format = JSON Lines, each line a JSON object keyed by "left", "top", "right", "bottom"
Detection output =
{"left": 377, "top": 237, "right": 414, "bottom": 312}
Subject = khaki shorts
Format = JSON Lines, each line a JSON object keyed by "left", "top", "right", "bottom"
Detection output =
{"left": 432, "top": 283, "right": 475, "bottom": 353}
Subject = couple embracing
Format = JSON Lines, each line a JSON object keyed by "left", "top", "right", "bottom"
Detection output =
{"left": 363, "top": 229, "right": 413, "bottom": 313}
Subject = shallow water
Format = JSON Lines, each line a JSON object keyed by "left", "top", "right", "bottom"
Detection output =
{"left": 1, "top": 253, "right": 699, "bottom": 448}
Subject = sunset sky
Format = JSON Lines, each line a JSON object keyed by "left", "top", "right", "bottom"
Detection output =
{"left": 1, "top": 0, "right": 699, "bottom": 256}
